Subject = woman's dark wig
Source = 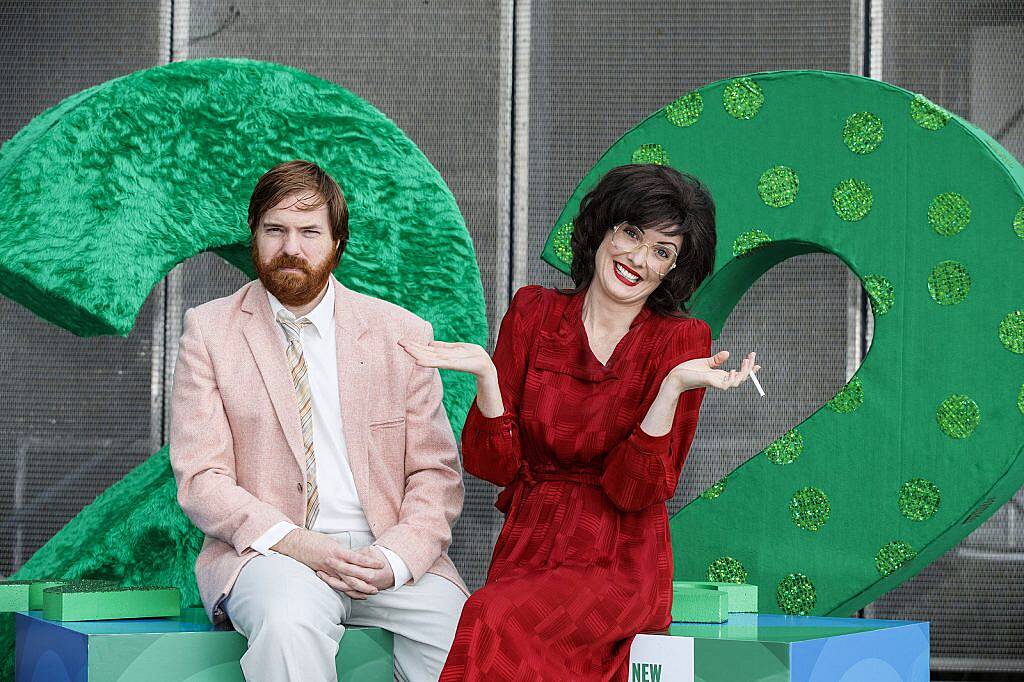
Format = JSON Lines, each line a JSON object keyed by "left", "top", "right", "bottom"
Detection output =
{"left": 568, "top": 163, "right": 717, "bottom": 316}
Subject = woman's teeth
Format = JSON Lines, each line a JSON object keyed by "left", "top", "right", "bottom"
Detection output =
{"left": 614, "top": 262, "right": 641, "bottom": 284}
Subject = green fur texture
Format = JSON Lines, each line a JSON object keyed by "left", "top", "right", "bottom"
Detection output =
{"left": 0, "top": 58, "right": 486, "bottom": 680}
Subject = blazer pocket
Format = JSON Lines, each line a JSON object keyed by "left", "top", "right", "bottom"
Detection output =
{"left": 368, "top": 416, "right": 406, "bottom": 429}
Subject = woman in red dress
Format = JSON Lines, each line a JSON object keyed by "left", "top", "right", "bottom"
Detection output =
{"left": 402, "top": 164, "right": 759, "bottom": 680}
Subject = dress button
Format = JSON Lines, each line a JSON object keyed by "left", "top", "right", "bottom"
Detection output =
{"left": 296, "top": 482, "right": 303, "bottom": 492}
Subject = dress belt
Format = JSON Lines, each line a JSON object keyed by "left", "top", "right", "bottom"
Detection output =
{"left": 495, "top": 463, "right": 603, "bottom": 514}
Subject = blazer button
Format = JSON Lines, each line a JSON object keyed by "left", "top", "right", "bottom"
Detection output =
{"left": 296, "top": 482, "right": 303, "bottom": 492}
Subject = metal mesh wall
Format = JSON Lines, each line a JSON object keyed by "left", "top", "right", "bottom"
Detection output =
{"left": 1, "top": 1, "right": 1023, "bottom": 675}
{"left": 0, "top": 1, "right": 169, "bottom": 577}
{"left": 861, "top": 1, "right": 1024, "bottom": 674}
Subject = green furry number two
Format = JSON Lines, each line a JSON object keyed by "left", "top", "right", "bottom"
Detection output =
{"left": 543, "top": 70, "right": 1024, "bottom": 617}
{"left": 0, "top": 58, "right": 486, "bottom": 679}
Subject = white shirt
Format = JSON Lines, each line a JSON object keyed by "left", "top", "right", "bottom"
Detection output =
{"left": 248, "top": 281, "right": 411, "bottom": 590}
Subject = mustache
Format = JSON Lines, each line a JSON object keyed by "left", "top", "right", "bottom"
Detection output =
{"left": 267, "top": 255, "right": 313, "bottom": 274}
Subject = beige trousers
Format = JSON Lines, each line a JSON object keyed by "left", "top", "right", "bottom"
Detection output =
{"left": 222, "top": 530, "right": 467, "bottom": 682}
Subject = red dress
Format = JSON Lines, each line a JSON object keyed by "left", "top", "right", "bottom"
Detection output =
{"left": 440, "top": 285, "right": 712, "bottom": 681}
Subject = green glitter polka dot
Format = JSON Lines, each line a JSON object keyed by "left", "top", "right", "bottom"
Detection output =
{"left": 632, "top": 144, "right": 669, "bottom": 166}
{"left": 832, "top": 178, "right": 873, "bottom": 221}
{"left": 910, "top": 94, "right": 950, "bottom": 130}
{"left": 1014, "top": 207, "right": 1024, "bottom": 240}
{"left": 843, "top": 112, "right": 884, "bottom": 154}
{"left": 758, "top": 166, "right": 799, "bottom": 208}
{"left": 898, "top": 478, "right": 941, "bottom": 521}
{"left": 552, "top": 222, "right": 573, "bottom": 266}
{"left": 1017, "top": 384, "right": 1024, "bottom": 416}
{"left": 928, "top": 192, "right": 971, "bottom": 236}
{"left": 936, "top": 394, "right": 980, "bottom": 439}
{"left": 765, "top": 428, "right": 803, "bottom": 465}
{"left": 790, "top": 487, "right": 830, "bottom": 531}
{"left": 827, "top": 375, "right": 863, "bottom": 413}
{"left": 665, "top": 91, "right": 703, "bottom": 127}
{"left": 732, "top": 229, "right": 772, "bottom": 257}
{"left": 999, "top": 311, "right": 1024, "bottom": 354}
{"left": 927, "top": 260, "right": 970, "bottom": 305}
{"left": 876, "top": 541, "right": 917, "bottom": 576}
{"left": 707, "top": 557, "right": 748, "bottom": 584}
{"left": 723, "top": 78, "right": 764, "bottom": 120}
{"left": 862, "top": 274, "right": 895, "bottom": 316}
{"left": 700, "top": 476, "right": 728, "bottom": 500}
{"left": 777, "top": 573, "right": 816, "bottom": 615}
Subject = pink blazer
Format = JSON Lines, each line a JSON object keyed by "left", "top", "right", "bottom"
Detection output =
{"left": 169, "top": 276, "right": 468, "bottom": 623}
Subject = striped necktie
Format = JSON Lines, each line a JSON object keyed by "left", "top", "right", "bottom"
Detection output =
{"left": 276, "top": 310, "right": 319, "bottom": 528}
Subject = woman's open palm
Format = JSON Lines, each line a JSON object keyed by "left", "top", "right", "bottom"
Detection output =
{"left": 668, "top": 350, "right": 760, "bottom": 392}
{"left": 399, "top": 339, "right": 495, "bottom": 378}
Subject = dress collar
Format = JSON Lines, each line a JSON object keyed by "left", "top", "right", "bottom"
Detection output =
{"left": 534, "top": 287, "right": 654, "bottom": 382}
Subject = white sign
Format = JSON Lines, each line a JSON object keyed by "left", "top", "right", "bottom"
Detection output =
{"left": 628, "top": 634, "right": 695, "bottom": 682}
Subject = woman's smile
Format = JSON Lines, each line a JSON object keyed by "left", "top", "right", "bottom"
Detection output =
{"left": 612, "top": 260, "right": 643, "bottom": 286}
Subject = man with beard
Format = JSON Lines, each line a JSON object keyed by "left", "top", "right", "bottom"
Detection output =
{"left": 169, "top": 160, "right": 469, "bottom": 681}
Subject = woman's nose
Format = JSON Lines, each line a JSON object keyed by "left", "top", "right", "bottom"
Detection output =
{"left": 628, "top": 245, "right": 648, "bottom": 269}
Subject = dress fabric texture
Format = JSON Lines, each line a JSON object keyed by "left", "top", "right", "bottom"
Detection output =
{"left": 440, "top": 285, "right": 712, "bottom": 681}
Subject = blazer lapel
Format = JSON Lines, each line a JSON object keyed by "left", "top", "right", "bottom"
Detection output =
{"left": 240, "top": 281, "right": 307, "bottom": 475}
{"left": 332, "top": 278, "right": 371, "bottom": 505}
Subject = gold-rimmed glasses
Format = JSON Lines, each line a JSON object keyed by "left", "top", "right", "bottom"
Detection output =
{"left": 610, "top": 222, "right": 678, "bottom": 277}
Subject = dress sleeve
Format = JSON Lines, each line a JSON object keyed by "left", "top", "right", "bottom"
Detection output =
{"left": 460, "top": 286, "right": 541, "bottom": 487}
{"left": 600, "top": 318, "right": 713, "bottom": 512}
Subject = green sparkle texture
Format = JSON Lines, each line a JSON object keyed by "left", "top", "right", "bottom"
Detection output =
{"left": 863, "top": 274, "right": 895, "bottom": 316}
{"left": 936, "top": 394, "right": 980, "bottom": 439}
{"left": 927, "top": 260, "right": 971, "bottom": 305}
{"left": 758, "top": 166, "right": 799, "bottom": 208}
{"left": 732, "top": 229, "right": 772, "bottom": 257}
{"left": 666, "top": 91, "right": 703, "bottom": 127}
{"left": 843, "top": 112, "right": 884, "bottom": 154}
{"left": 723, "top": 78, "right": 764, "bottom": 120}
{"left": 777, "top": 573, "right": 816, "bottom": 615}
{"left": 876, "top": 541, "right": 917, "bottom": 576}
{"left": 790, "top": 487, "right": 831, "bottom": 531}
{"left": 928, "top": 192, "right": 971, "bottom": 236}
{"left": 898, "top": 478, "right": 941, "bottom": 521}
{"left": 833, "top": 178, "right": 874, "bottom": 221}
{"left": 827, "top": 376, "right": 864, "bottom": 413}
{"left": 707, "top": 556, "right": 748, "bottom": 584}
{"left": 765, "top": 429, "right": 803, "bottom": 465}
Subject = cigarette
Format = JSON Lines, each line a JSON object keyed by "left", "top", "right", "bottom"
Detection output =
{"left": 749, "top": 370, "right": 765, "bottom": 397}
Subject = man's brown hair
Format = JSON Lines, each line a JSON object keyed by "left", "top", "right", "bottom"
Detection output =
{"left": 247, "top": 160, "right": 349, "bottom": 262}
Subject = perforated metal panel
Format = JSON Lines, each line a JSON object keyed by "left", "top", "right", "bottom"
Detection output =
{"left": 1, "top": 2, "right": 1023, "bottom": 675}
{"left": 0, "top": 1, "right": 169, "bottom": 576}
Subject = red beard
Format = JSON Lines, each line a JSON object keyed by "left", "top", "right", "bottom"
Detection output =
{"left": 252, "top": 243, "right": 339, "bottom": 307}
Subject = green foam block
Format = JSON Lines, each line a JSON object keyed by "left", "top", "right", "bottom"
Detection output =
{"left": 42, "top": 585, "right": 181, "bottom": 622}
{"left": 676, "top": 581, "right": 759, "bottom": 613}
{"left": 671, "top": 584, "right": 729, "bottom": 623}
{"left": 0, "top": 583, "right": 31, "bottom": 613}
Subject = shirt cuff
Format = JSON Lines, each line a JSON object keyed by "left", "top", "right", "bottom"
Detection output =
{"left": 631, "top": 423, "right": 673, "bottom": 455}
{"left": 249, "top": 521, "right": 299, "bottom": 556}
{"left": 467, "top": 400, "right": 517, "bottom": 435}
{"left": 376, "top": 545, "right": 412, "bottom": 591}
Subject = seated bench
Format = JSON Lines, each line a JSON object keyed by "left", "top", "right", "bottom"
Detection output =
{"left": 14, "top": 607, "right": 393, "bottom": 681}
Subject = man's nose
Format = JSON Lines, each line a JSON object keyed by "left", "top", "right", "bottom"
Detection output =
{"left": 283, "top": 231, "right": 303, "bottom": 255}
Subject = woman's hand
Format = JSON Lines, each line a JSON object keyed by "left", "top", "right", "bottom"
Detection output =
{"left": 665, "top": 350, "right": 760, "bottom": 394}
{"left": 399, "top": 338, "right": 506, "bottom": 417}
{"left": 398, "top": 339, "right": 496, "bottom": 379}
